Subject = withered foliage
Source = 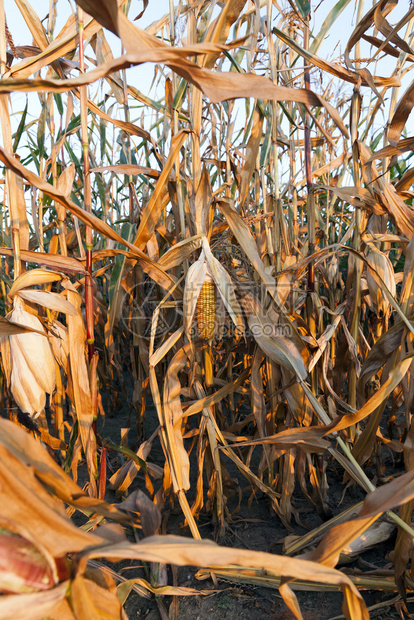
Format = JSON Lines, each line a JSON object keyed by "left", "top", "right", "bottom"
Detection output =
{"left": 1, "top": 0, "right": 414, "bottom": 618}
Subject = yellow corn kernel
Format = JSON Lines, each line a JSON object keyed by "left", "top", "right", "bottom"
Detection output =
{"left": 197, "top": 279, "right": 215, "bottom": 340}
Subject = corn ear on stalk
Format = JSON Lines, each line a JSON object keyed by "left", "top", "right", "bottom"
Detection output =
{"left": 183, "top": 242, "right": 243, "bottom": 342}
{"left": 4, "top": 297, "right": 56, "bottom": 417}
{"left": 197, "top": 274, "right": 216, "bottom": 340}
{"left": 10, "top": 342, "right": 47, "bottom": 414}
{"left": 366, "top": 248, "right": 396, "bottom": 318}
{"left": 49, "top": 320, "right": 70, "bottom": 373}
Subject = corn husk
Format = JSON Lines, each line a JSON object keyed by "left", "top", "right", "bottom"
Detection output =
{"left": 361, "top": 276, "right": 374, "bottom": 312}
{"left": 49, "top": 320, "right": 70, "bottom": 373}
{"left": 6, "top": 298, "right": 56, "bottom": 417}
{"left": 339, "top": 520, "right": 395, "bottom": 564}
{"left": 366, "top": 248, "right": 396, "bottom": 317}
{"left": 183, "top": 242, "right": 243, "bottom": 342}
{"left": 327, "top": 255, "right": 339, "bottom": 287}
{"left": 9, "top": 299, "right": 56, "bottom": 393}
{"left": 10, "top": 342, "right": 47, "bottom": 415}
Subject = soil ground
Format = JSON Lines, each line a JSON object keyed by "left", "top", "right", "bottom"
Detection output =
{"left": 5, "top": 373, "right": 411, "bottom": 619}
{"left": 92, "top": 382, "right": 413, "bottom": 620}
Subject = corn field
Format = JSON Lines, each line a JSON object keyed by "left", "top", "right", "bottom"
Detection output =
{"left": 1, "top": 0, "right": 414, "bottom": 618}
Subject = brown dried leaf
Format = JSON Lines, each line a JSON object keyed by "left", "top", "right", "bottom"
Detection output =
{"left": 0, "top": 39, "right": 349, "bottom": 136}
{"left": 64, "top": 286, "right": 97, "bottom": 481}
{"left": 83, "top": 535, "right": 368, "bottom": 619}
{"left": 134, "top": 130, "right": 190, "bottom": 250}
{"left": 239, "top": 107, "right": 263, "bottom": 206}
{"left": 73, "top": 0, "right": 119, "bottom": 35}
{"left": 367, "top": 137, "right": 414, "bottom": 161}
{"left": 0, "top": 443, "right": 105, "bottom": 558}
{"left": 325, "top": 355, "right": 413, "bottom": 435}
{"left": 388, "top": 81, "right": 414, "bottom": 146}
{"left": 184, "top": 368, "right": 250, "bottom": 418}
{"left": 275, "top": 23, "right": 398, "bottom": 88}
{"left": 230, "top": 426, "right": 329, "bottom": 453}
{"left": 56, "top": 163, "right": 76, "bottom": 197}
{"left": 158, "top": 234, "right": 203, "bottom": 270}
{"left": 162, "top": 345, "right": 192, "bottom": 492}
{"left": 0, "top": 418, "right": 129, "bottom": 523}
{"left": 91, "top": 164, "right": 160, "bottom": 179}
{"left": 201, "top": 0, "right": 248, "bottom": 69}
{"left": 309, "top": 468, "right": 414, "bottom": 568}
{"left": 373, "top": 2, "right": 414, "bottom": 56}
{"left": 8, "top": 269, "right": 63, "bottom": 298}
{"left": 71, "top": 573, "right": 123, "bottom": 620}
{"left": 0, "top": 248, "right": 86, "bottom": 274}
{"left": 0, "top": 317, "right": 45, "bottom": 337}
{"left": 17, "top": 291, "right": 77, "bottom": 316}
{"left": 0, "top": 148, "right": 178, "bottom": 294}
{"left": 194, "top": 166, "right": 213, "bottom": 236}
{"left": 242, "top": 293, "right": 307, "bottom": 381}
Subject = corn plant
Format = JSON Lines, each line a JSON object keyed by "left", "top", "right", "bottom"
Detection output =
{"left": 0, "top": 0, "right": 414, "bottom": 618}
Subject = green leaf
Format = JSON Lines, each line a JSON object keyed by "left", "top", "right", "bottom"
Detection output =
{"left": 100, "top": 118, "right": 106, "bottom": 160}
{"left": 310, "top": 0, "right": 352, "bottom": 54}
{"left": 223, "top": 50, "right": 244, "bottom": 73}
{"left": 12, "top": 99, "right": 28, "bottom": 152}
{"left": 172, "top": 77, "right": 188, "bottom": 110}
{"left": 53, "top": 93, "right": 64, "bottom": 116}
{"left": 294, "top": 0, "right": 311, "bottom": 19}
{"left": 104, "top": 442, "right": 147, "bottom": 472}
{"left": 37, "top": 101, "right": 47, "bottom": 161}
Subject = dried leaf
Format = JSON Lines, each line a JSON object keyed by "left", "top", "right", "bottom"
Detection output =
{"left": 17, "top": 291, "right": 77, "bottom": 316}
{"left": 0, "top": 148, "right": 178, "bottom": 294}
{"left": 83, "top": 535, "right": 369, "bottom": 619}
{"left": 8, "top": 269, "right": 63, "bottom": 298}
{"left": 73, "top": 0, "right": 120, "bottom": 35}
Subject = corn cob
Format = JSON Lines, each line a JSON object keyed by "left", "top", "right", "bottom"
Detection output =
{"left": 196, "top": 274, "right": 216, "bottom": 340}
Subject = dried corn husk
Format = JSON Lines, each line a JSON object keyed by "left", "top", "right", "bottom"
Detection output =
{"left": 10, "top": 342, "right": 47, "bottom": 414}
{"left": 6, "top": 298, "right": 56, "bottom": 417}
{"left": 327, "top": 255, "right": 338, "bottom": 287}
{"left": 183, "top": 240, "right": 244, "bottom": 342}
{"left": 49, "top": 320, "right": 70, "bottom": 373}
{"left": 366, "top": 248, "right": 396, "bottom": 318}
{"left": 339, "top": 520, "right": 395, "bottom": 564}
{"left": 277, "top": 255, "right": 296, "bottom": 305}
{"left": 361, "top": 276, "right": 374, "bottom": 312}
